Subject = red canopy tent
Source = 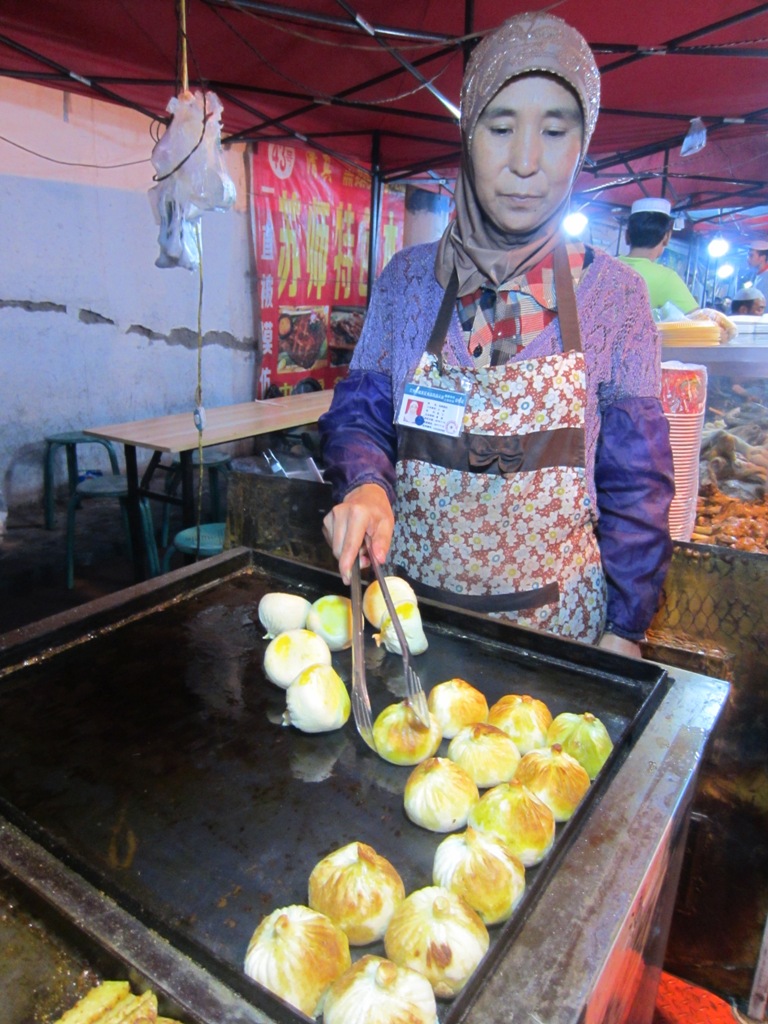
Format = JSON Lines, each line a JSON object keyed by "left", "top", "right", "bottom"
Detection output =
{"left": 3, "top": 0, "right": 768, "bottom": 233}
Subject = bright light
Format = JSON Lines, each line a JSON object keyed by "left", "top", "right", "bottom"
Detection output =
{"left": 707, "top": 236, "right": 729, "bottom": 258}
{"left": 563, "top": 211, "right": 588, "bottom": 236}
{"left": 716, "top": 263, "right": 734, "bottom": 280}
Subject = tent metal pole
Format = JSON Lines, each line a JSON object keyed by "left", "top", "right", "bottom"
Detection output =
{"left": 0, "top": 32, "right": 164, "bottom": 123}
{"left": 203, "top": 0, "right": 456, "bottom": 43}
{"left": 368, "top": 132, "right": 382, "bottom": 308}
{"left": 463, "top": 0, "right": 475, "bottom": 68}
{"left": 333, "top": 0, "right": 460, "bottom": 121}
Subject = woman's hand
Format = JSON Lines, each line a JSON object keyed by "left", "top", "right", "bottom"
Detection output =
{"left": 322, "top": 483, "right": 395, "bottom": 585}
{"left": 597, "top": 632, "right": 643, "bottom": 659}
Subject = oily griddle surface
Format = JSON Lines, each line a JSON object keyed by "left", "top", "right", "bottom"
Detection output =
{"left": 0, "top": 558, "right": 666, "bottom": 1019}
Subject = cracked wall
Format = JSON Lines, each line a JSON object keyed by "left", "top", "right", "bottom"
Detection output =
{"left": 0, "top": 78, "right": 261, "bottom": 516}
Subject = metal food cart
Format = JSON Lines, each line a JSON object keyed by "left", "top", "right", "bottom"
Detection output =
{"left": 0, "top": 548, "right": 727, "bottom": 1024}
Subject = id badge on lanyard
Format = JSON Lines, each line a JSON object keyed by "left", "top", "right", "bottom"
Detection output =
{"left": 396, "top": 382, "right": 468, "bottom": 436}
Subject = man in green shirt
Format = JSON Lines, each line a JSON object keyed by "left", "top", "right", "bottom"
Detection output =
{"left": 619, "top": 197, "right": 699, "bottom": 314}
{"left": 747, "top": 239, "right": 768, "bottom": 305}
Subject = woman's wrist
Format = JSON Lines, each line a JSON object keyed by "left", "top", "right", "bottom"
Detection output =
{"left": 598, "top": 631, "right": 643, "bottom": 659}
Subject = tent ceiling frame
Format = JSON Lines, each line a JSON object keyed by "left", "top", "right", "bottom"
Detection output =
{"left": 203, "top": 0, "right": 461, "bottom": 44}
{"left": 221, "top": 43, "right": 459, "bottom": 144}
{"left": 3, "top": 0, "right": 768, "bottom": 214}
{"left": 595, "top": 1, "right": 768, "bottom": 73}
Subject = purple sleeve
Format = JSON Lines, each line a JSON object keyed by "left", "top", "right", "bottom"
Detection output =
{"left": 595, "top": 396, "right": 675, "bottom": 640}
{"left": 318, "top": 369, "right": 397, "bottom": 504}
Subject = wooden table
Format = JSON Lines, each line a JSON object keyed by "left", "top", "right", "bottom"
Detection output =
{"left": 85, "top": 391, "right": 333, "bottom": 579}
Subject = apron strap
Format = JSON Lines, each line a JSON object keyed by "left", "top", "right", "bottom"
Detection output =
{"left": 426, "top": 269, "right": 459, "bottom": 359}
{"left": 553, "top": 244, "right": 583, "bottom": 353}
{"left": 394, "top": 567, "right": 560, "bottom": 614}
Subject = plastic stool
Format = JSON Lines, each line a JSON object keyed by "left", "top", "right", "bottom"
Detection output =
{"left": 66, "top": 476, "right": 159, "bottom": 588}
{"left": 162, "top": 522, "right": 226, "bottom": 573}
{"left": 160, "top": 450, "right": 231, "bottom": 546}
{"left": 44, "top": 430, "right": 120, "bottom": 530}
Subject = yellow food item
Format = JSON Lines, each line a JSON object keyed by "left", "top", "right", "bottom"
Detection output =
{"left": 546, "top": 711, "right": 614, "bottom": 780}
{"left": 54, "top": 985, "right": 161, "bottom": 1024}
{"left": 362, "top": 577, "right": 416, "bottom": 628}
{"left": 404, "top": 757, "right": 479, "bottom": 832}
{"left": 446, "top": 722, "right": 521, "bottom": 788}
{"left": 427, "top": 679, "right": 488, "bottom": 739}
{"left": 103, "top": 992, "right": 157, "bottom": 1024}
{"left": 323, "top": 955, "right": 437, "bottom": 1024}
{"left": 432, "top": 827, "right": 526, "bottom": 926}
{"left": 306, "top": 594, "right": 354, "bottom": 651}
{"left": 244, "top": 904, "right": 351, "bottom": 1017}
{"left": 487, "top": 694, "right": 552, "bottom": 753}
{"left": 384, "top": 886, "right": 489, "bottom": 999}
{"left": 514, "top": 744, "right": 590, "bottom": 821}
{"left": 282, "top": 663, "right": 351, "bottom": 733}
{"left": 262, "top": 628, "right": 332, "bottom": 689}
{"left": 372, "top": 701, "right": 442, "bottom": 766}
{"left": 55, "top": 983, "right": 131, "bottom": 1024}
{"left": 468, "top": 778, "right": 555, "bottom": 867}
{"left": 373, "top": 600, "right": 428, "bottom": 656}
{"left": 308, "top": 841, "right": 405, "bottom": 945}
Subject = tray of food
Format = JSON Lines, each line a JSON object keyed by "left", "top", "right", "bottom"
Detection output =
{"left": 0, "top": 867, "right": 194, "bottom": 1024}
{"left": 0, "top": 551, "right": 670, "bottom": 1024}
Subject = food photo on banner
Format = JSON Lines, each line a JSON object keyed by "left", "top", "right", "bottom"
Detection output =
{"left": 252, "top": 143, "right": 404, "bottom": 397}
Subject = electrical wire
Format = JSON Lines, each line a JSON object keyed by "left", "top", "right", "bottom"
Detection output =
{"left": 0, "top": 132, "right": 152, "bottom": 169}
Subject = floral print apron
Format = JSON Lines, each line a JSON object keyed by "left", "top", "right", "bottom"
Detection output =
{"left": 389, "top": 246, "right": 606, "bottom": 643}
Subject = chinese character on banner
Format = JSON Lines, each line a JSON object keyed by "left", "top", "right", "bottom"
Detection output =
{"left": 252, "top": 143, "right": 404, "bottom": 397}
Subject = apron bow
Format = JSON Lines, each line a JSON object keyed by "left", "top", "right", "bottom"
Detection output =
{"left": 468, "top": 435, "right": 525, "bottom": 476}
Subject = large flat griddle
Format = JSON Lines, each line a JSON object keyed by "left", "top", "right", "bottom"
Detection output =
{"left": 0, "top": 549, "right": 672, "bottom": 1023}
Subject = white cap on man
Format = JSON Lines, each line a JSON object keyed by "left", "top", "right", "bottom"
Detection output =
{"left": 734, "top": 286, "right": 763, "bottom": 301}
{"left": 630, "top": 197, "right": 672, "bottom": 217}
{"left": 749, "top": 238, "right": 768, "bottom": 252}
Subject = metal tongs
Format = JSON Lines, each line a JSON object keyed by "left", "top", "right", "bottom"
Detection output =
{"left": 364, "top": 537, "right": 430, "bottom": 727}
{"left": 350, "top": 553, "right": 376, "bottom": 750}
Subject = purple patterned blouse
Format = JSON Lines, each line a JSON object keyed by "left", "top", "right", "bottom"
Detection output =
{"left": 319, "top": 241, "right": 674, "bottom": 641}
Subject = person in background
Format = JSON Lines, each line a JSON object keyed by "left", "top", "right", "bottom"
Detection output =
{"left": 619, "top": 198, "right": 698, "bottom": 314}
{"left": 731, "top": 286, "right": 766, "bottom": 316}
{"left": 319, "top": 11, "right": 674, "bottom": 659}
{"left": 747, "top": 241, "right": 768, "bottom": 305}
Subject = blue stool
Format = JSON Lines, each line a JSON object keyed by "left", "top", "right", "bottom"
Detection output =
{"left": 162, "top": 522, "right": 226, "bottom": 574}
{"left": 44, "top": 430, "right": 120, "bottom": 529}
{"left": 160, "top": 449, "right": 231, "bottom": 546}
{"left": 66, "top": 475, "right": 160, "bottom": 588}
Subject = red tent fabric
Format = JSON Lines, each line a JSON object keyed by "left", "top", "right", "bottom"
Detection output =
{"left": 3, "top": 0, "right": 768, "bottom": 224}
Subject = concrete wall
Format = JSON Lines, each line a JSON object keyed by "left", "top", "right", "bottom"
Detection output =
{"left": 0, "top": 79, "right": 259, "bottom": 528}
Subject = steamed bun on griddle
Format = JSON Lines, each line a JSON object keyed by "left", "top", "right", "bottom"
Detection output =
{"left": 308, "top": 841, "right": 405, "bottom": 945}
{"left": 244, "top": 904, "right": 350, "bottom": 1017}
{"left": 262, "top": 628, "right": 332, "bottom": 688}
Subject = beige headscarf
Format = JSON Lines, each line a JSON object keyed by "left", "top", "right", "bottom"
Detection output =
{"left": 435, "top": 12, "right": 601, "bottom": 296}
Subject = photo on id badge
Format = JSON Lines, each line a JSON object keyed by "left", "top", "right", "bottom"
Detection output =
{"left": 403, "top": 398, "right": 424, "bottom": 425}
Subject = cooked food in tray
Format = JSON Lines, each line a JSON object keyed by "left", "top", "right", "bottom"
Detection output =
{"left": 246, "top": 581, "right": 620, "bottom": 1016}
{"left": 54, "top": 980, "right": 184, "bottom": 1024}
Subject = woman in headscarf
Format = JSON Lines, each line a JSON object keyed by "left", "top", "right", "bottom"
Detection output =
{"left": 318, "top": 12, "right": 674, "bottom": 658}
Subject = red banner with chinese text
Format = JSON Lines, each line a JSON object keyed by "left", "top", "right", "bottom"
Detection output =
{"left": 252, "top": 143, "right": 403, "bottom": 398}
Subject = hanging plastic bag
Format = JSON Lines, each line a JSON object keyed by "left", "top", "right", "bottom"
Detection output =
{"left": 148, "top": 90, "right": 236, "bottom": 270}
{"left": 680, "top": 117, "right": 707, "bottom": 158}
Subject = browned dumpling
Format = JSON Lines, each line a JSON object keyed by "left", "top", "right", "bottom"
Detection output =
{"left": 243, "top": 904, "right": 350, "bottom": 1017}
{"left": 514, "top": 744, "right": 590, "bottom": 821}
{"left": 308, "top": 842, "right": 405, "bottom": 945}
